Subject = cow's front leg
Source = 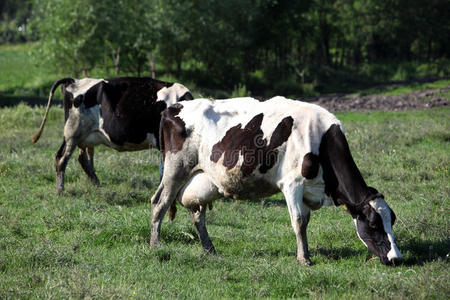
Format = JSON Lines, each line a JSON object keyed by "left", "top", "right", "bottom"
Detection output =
{"left": 282, "top": 183, "right": 312, "bottom": 265}
{"left": 78, "top": 147, "right": 100, "bottom": 186}
{"left": 189, "top": 205, "right": 216, "bottom": 254}
{"left": 294, "top": 211, "right": 311, "bottom": 265}
{"left": 55, "top": 138, "right": 77, "bottom": 194}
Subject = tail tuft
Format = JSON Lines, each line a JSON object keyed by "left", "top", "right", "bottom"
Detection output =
{"left": 32, "top": 131, "right": 41, "bottom": 143}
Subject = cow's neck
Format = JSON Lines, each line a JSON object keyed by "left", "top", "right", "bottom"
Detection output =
{"left": 319, "top": 124, "right": 380, "bottom": 214}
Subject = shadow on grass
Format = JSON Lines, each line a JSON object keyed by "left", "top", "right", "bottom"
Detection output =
{"left": 218, "top": 196, "right": 287, "bottom": 207}
{"left": 0, "top": 94, "right": 52, "bottom": 108}
{"left": 314, "top": 246, "right": 365, "bottom": 261}
{"left": 102, "top": 190, "right": 151, "bottom": 207}
{"left": 399, "top": 237, "right": 450, "bottom": 266}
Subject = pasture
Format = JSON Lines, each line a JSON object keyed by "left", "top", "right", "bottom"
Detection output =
{"left": 0, "top": 102, "right": 448, "bottom": 298}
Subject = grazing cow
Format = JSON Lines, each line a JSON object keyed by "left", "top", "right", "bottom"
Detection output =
{"left": 32, "top": 77, "right": 193, "bottom": 193}
{"left": 150, "top": 96, "right": 403, "bottom": 265}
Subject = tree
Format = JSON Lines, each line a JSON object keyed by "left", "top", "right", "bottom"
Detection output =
{"left": 30, "top": 0, "right": 158, "bottom": 76}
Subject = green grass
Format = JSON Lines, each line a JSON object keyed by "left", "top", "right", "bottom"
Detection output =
{"left": 0, "top": 104, "right": 448, "bottom": 298}
{"left": 0, "top": 43, "right": 62, "bottom": 97}
{"left": 352, "top": 79, "right": 450, "bottom": 97}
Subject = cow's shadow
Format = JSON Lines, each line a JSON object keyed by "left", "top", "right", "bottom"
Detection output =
{"left": 396, "top": 237, "right": 449, "bottom": 266}
{"left": 313, "top": 237, "right": 449, "bottom": 266}
{"left": 312, "top": 236, "right": 449, "bottom": 265}
{"left": 218, "top": 196, "right": 287, "bottom": 207}
{"left": 313, "top": 246, "right": 365, "bottom": 261}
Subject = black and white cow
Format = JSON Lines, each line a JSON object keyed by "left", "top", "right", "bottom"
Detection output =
{"left": 150, "top": 96, "right": 403, "bottom": 265}
{"left": 32, "top": 77, "right": 193, "bottom": 193}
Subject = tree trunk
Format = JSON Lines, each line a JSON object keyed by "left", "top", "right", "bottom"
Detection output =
{"left": 149, "top": 54, "right": 156, "bottom": 78}
{"left": 112, "top": 47, "right": 120, "bottom": 75}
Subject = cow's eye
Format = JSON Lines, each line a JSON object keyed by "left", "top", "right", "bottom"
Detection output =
{"left": 368, "top": 211, "right": 382, "bottom": 229}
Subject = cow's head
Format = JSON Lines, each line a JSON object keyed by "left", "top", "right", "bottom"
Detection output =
{"left": 156, "top": 83, "right": 193, "bottom": 106}
{"left": 352, "top": 196, "right": 403, "bottom": 265}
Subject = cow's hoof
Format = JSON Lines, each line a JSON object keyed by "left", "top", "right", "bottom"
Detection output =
{"left": 206, "top": 247, "right": 217, "bottom": 256}
{"left": 149, "top": 240, "right": 160, "bottom": 250}
{"left": 297, "top": 258, "right": 312, "bottom": 266}
{"left": 91, "top": 178, "right": 100, "bottom": 187}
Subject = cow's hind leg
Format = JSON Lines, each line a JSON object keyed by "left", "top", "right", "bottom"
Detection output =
{"left": 282, "top": 182, "right": 312, "bottom": 265}
{"left": 189, "top": 205, "right": 216, "bottom": 254}
{"left": 78, "top": 147, "right": 100, "bottom": 186}
{"left": 150, "top": 178, "right": 188, "bottom": 249}
{"left": 55, "top": 138, "right": 77, "bottom": 194}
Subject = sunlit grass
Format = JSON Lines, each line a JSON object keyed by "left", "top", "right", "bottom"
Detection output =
{"left": 0, "top": 104, "right": 448, "bottom": 298}
{"left": 353, "top": 79, "right": 450, "bottom": 97}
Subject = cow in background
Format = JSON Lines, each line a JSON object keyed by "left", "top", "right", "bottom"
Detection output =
{"left": 32, "top": 77, "right": 193, "bottom": 193}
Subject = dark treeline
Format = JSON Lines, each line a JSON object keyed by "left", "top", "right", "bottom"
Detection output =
{"left": 2, "top": 0, "right": 449, "bottom": 96}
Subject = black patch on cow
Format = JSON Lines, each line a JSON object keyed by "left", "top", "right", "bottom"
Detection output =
{"left": 210, "top": 114, "right": 293, "bottom": 176}
{"left": 258, "top": 116, "right": 294, "bottom": 173}
{"left": 83, "top": 82, "right": 103, "bottom": 108}
{"left": 301, "top": 152, "right": 320, "bottom": 179}
{"left": 71, "top": 82, "right": 103, "bottom": 108}
{"left": 95, "top": 77, "right": 173, "bottom": 146}
{"left": 160, "top": 103, "right": 187, "bottom": 154}
{"left": 179, "top": 91, "right": 194, "bottom": 101}
{"left": 210, "top": 113, "right": 264, "bottom": 173}
{"left": 253, "top": 96, "right": 267, "bottom": 102}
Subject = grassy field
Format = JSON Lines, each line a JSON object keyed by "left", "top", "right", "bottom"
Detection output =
{"left": 0, "top": 103, "right": 448, "bottom": 298}
{"left": 351, "top": 79, "right": 450, "bottom": 97}
{"left": 0, "top": 43, "right": 58, "bottom": 97}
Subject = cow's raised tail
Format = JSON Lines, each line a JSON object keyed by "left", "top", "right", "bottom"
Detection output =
{"left": 32, "top": 78, "right": 75, "bottom": 143}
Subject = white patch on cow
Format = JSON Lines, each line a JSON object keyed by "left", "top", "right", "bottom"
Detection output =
{"left": 66, "top": 78, "right": 105, "bottom": 98}
{"left": 369, "top": 198, "right": 403, "bottom": 261}
{"left": 156, "top": 83, "right": 190, "bottom": 106}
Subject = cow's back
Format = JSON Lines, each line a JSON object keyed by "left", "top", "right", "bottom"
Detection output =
{"left": 173, "top": 97, "right": 341, "bottom": 199}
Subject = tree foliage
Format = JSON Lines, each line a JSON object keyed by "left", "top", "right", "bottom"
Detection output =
{"left": 30, "top": 0, "right": 158, "bottom": 76}
{"left": 8, "top": 0, "right": 450, "bottom": 92}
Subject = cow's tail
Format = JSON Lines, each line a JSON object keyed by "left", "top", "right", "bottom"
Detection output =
{"left": 32, "top": 78, "right": 74, "bottom": 143}
{"left": 168, "top": 201, "right": 177, "bottom": 221}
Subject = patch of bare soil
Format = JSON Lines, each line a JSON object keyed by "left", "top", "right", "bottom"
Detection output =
{"left": 302, "top": 87, "right": 449, "bottom": 112}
